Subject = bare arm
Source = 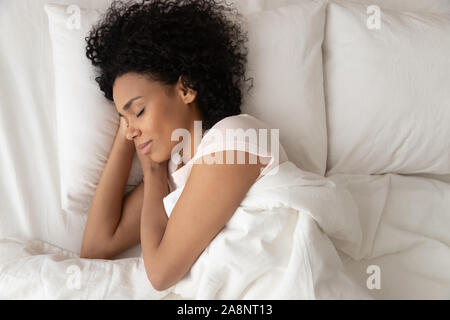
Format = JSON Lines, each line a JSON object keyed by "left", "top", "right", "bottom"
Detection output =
{"left": 141, "top": 150, "right": 267, "bottom": 291}
{"left": 81, "top": 119, "right": 143, "bottom": 259}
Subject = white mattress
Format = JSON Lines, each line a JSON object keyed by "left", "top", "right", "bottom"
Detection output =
{"left": 0, "top": 0, "right": 449, "bottom": 299}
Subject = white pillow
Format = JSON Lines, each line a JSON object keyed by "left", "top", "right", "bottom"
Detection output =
{"left": 45, "top": 4, "right": 144, "bottom": 216}
{"left": 330, "top": 0, "right": 450, "bottom": 13}
{"left": 241, "top": 0, "right": 328, "bottom": 175}
{"left": 323, "top": 1, "right": 450, "bottom": 175}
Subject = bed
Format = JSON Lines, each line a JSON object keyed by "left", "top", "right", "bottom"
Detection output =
{"left": 0, "top": 0, "right": 449, "bottom": 299}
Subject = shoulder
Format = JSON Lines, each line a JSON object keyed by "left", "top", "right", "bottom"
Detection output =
{"left": 206, "top": 113, "right": 272, "bottom": 133}
{"left": 185, "top": 113, "right": 272, "bottom": 207}
{"left": 199, "top": 113, "right": 275, "bottom": 152}
{"left": 174, "top": 149, "right": 267, "bottom": 230}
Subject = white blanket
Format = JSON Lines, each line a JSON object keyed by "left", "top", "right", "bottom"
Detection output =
{"left": 0, "top": 161, "right": 371, "bottom": 299}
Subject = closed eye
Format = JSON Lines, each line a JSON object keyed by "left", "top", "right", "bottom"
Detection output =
{"left": 137, "top": 108, "right": 145, "bottom": 118}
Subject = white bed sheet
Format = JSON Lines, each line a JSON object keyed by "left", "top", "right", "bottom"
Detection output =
{"left": 1, "top": 0, "right": 449, "bottom": 300}
{"left": 327, "top": 173, "right": 450, "bottom": 299}
{"left": 0, "top": 0, "right": 118, "bottom": 256}
{"left": 0, "top": 161, "right": 374, "bottom": 299}
{"left": 167, "top": 169, "right": 450, "bottom": 299}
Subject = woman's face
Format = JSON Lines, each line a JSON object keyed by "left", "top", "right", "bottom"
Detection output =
{"left": 113, "top": 72, "right": 202, "bottom": 163}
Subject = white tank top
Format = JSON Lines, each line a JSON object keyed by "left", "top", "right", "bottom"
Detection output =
{"left": 167, "top": 113, "right": 289, "bottom": 192}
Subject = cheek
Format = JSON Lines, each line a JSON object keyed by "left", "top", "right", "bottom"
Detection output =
{"left": 141, "top": 110, "right": 162, "bottom": 134}
{"left": 146, "top": 103, "right": 184, "bottom": 144}
{"left": 143, "top": 115, "right": 172, "bottom": 150}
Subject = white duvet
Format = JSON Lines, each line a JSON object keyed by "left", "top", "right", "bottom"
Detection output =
{"left": 0, "top": 161, "right": 371, "bottom": 299}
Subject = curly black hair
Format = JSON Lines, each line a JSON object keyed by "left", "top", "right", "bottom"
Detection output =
{"left": 85, "top": 0, "right": 253, "bottom": 130}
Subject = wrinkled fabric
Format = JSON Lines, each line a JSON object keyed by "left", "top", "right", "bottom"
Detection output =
{"left": 0, "top": 161, "right": 371, "bottom": 299}
{"left": 163, "top": 161, "right": 371, "bottom": 299}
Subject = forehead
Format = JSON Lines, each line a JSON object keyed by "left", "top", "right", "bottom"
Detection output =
{"left": 112, "top": 73, "right": 175, "bottom": 114}
{"left": 113, "top": 74, "right": 154, "bottom": 115}
{"left": 113, "top": 73, "right": 151, "bottom": 101}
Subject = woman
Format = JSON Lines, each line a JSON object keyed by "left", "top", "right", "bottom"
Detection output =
{"left": 80, "top": 0, "right": 288, "bottom": 292}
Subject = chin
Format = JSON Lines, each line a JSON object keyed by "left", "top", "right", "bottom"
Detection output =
{"left": 149, "top": 147, "right": 169, "bottom": 164}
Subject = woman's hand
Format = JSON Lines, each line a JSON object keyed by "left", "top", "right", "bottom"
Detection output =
{"left": 117, "top": 117, "right": 130, "bottom": 140}
{"left": 115, "top": 117, "right": 135, "bottom": 150}
{"left": 135, "top": 143, "right": 170, "bottom": 198}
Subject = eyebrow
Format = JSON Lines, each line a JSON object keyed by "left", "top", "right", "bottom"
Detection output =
{"left": 118, "top": 96, "right": 143, "bottom": 117}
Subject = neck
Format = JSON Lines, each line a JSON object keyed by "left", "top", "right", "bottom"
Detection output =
{"left": 177, "top": 109, "right": 205, "bottom": 171}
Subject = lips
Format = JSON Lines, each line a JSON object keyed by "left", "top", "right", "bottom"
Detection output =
{"left": 138, "top": 140, "right": 152, "bottom": 150}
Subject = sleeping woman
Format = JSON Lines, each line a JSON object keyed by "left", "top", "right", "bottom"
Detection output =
{"left": 80, "top": 0, "right": 288, "bottom": 291}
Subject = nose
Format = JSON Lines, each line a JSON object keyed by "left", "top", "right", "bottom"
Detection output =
{"left": 126, "top": 126, "right": 140, "bottom": 141}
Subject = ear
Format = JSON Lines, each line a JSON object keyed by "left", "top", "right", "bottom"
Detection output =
{"left": 176, "top": 75, "right": 197, "bottom": 104}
